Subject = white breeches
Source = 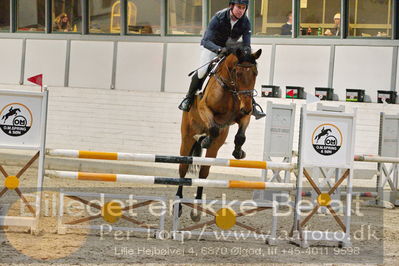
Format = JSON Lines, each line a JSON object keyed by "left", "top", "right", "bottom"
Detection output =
{"left": 197, "top": 46, "right": 217, "bottom": 79}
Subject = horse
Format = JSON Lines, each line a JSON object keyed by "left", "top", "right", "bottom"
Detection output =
{"left": 176, "top": 46, "right": 262, "bottom": 221}
{"left": 314, "top": 127, "right": 332, "bottom": 143}
{"left": 2, "top": 107, "right": 21, "bottom": 123}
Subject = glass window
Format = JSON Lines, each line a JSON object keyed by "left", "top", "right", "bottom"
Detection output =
{"left": 17, "top": 0, "right": 46, "bottom": 32}
{"left": 52, "top": 0, "right": 82, "bottom": 33}
{"left": 89, "top": 0, "right": 119, "bottom": 33}
{"left": 299, "top": 0, "right": 341, "bottom": 37}
{"left": 167, "top": 0, "right": 202, "bottom": 35}
{"left": 0, "top": 0, "right": 10, "bottom": 31}
{"left": 209, "top": 0, "right": 226, "bottom": 22}
{"left": 349, "top": 0, "right": 392, "bottom": 38}
{"left": 254, "top": 0, "right": 292, "bottom": 36}
{"left": 127, "top": 0, "right": 161, "bottom": 35}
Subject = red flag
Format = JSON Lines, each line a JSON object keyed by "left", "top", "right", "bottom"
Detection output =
{"left": 27, "top": 74, "right": 43, "bottom": 86}
{"left": 287, "top": 89, "right": 295, "bottom": 97}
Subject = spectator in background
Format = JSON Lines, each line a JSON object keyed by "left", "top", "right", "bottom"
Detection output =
{"left": 281, "top": 11, "right": 292, "bottom": 35}
{"left": 324, "top": 13, "right": 340, "bottom": 36}
{"left": 54, "top": 13, "right": 71, "bottom": 32}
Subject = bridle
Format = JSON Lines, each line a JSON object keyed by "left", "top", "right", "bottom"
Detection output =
{"left": 212, "top": 60, "right": 258, "bottom": 98}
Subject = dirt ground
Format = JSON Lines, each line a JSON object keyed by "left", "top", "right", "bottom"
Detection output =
{"left": 0, "top": 166, "right": 398, "bottom": 265}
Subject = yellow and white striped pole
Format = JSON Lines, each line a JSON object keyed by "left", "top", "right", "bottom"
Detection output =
{"left": 45, "top": 170, "right": 295, "bottom": 191}
{"left": 354, "top": 154, "right": 399, "bottom": 164}
{"left": 47, "top": 149, "right": 295, "bottom": 171}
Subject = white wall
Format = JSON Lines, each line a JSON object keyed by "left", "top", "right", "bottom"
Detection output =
{"left": 334, "top": 46, "right": 393, "bottom": 102}
{"left": 24, "top": 40, "right": 67, "bottom": 87}
{"left": 115, "top": 42, "right": 163, "bottom": 91}
{"left": 0, "top": 39, "right": 23, "bottom": 84}
{"left": 69, "top": 41, "right": 114, "bottom": 89}
{"left": 164, "top": 43, "right": 201, "bottom": 93}
{"left": 397, "top": 52, "right": 399, "bottom": 97}
{"left": 273, "top": 45, "right": 331, "bottom": 97}
{"left": 252, "top": 44, "right": 273, "bottom": 92}
{"left": 0, "top": 39, "right": 398, "bottom": 103}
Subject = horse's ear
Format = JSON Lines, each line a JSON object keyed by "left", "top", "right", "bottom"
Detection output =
{"left": 253, "top": 49, "right": 262, "bottom": 60}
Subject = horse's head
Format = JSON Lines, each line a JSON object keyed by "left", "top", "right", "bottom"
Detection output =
{"left": 228, "top": 47, "right": 262, "bottom": 115}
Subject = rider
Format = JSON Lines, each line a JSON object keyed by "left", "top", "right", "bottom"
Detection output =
{"left": 178, "top": 0, "right": 266, "bottom": 120}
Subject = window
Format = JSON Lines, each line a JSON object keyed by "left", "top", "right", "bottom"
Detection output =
{"left": 167, "top": 0, "right": 202, "bottom": 35}
{"left": 0, "top": 0, "right": 10, "bottom": 31}
{"left": 52, "top": 0, "right": 82, "bottom": 33}
{"left": 349, "top": 0, "right": 392, "bottom": 38}
{"left": 299, "top": 0, "right": 341, "bottom": 37}
{"left": 208, "top": 0, "right": 226, "bottom": 22}
{"left": 17, "top": 0, "right": 46, "bottom": 32}
{"left": 254, "top": 0, "right": 292, "bottom": 36}
{"left": 127, "top": 0, "right": 161, "bottom": 35}
{"left": 89, "top": 0, "right": 119, "bottom": 33}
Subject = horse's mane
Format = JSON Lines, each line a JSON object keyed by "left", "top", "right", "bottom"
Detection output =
{"left": 224, "top": 41, "right": 256, "bottom": 64}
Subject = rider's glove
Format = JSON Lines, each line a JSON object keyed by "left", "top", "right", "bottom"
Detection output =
{"left": 218, "top": 47, "right": 229, "bottom": 56}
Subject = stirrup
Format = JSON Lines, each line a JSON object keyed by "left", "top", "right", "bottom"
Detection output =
{"left": 178, "top": 97, "right": 193, "bottom": 112}
{"left": 252, "top": 103, "right": 266, "bottom": 120}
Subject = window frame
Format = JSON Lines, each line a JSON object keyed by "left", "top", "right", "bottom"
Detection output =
{"left": 0, "top": 0, "right": 396, "bottom": 39}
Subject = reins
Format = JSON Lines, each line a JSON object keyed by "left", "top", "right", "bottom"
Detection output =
{"left": 211, "top": 57, "right": 257, "bottom": 98}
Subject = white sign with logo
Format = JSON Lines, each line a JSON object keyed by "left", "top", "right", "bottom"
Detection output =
{"left": 0, "top": 91, "right": 47, "bottom": 149}
{"left": 300, "top": 107, "right": 356, "bottom": 169}
{"left": 0, "top": 89, "right": 48, "bottom": 232}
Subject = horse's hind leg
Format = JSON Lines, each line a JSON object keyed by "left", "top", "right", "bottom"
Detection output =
{"left": 190, "top": 128, "right": 229, "bottom": 222}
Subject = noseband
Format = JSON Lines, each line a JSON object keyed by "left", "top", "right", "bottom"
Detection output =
{"left": 213, "top": 61, "right": 258, "bottom": 97}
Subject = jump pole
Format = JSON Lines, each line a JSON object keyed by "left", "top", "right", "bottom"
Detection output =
{"left": 46, "top": 149, "right": 295, "bottom": 171}
{"left": 45, "top": 170, "right": 295, "bottom": 191}
{"left": 355, "top": 155, "right": 399, "bottom": 164}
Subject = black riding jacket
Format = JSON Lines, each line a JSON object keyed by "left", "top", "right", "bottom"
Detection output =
{"left": 200, "top": 8, "right": 251, "bottom": 53}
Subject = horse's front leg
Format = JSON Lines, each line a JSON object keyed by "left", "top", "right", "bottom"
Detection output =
{"left": 232, "top": 115, "right": 251, "bottom": 159}
{"left": 197, "top": 104, "right": 219, "bottom": 149}
{"left": 176, "top": 113, "right": 197, "bottom": 217}
{"left": 191, "top": 128, "right": 229, "bottom": 222}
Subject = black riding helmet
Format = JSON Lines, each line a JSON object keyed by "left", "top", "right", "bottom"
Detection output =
{"left": 229, "top": 0, "right": 249, "bottom": 20}
{"left": 229, "top": 0, "right": 249, "bottom": 5}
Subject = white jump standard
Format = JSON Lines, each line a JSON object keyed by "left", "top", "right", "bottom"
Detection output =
{"left": 292, "top": 106, "right": 357, "bottom": 248}
{"left": 0, "top": 90, "right": 49, "bottom": 232}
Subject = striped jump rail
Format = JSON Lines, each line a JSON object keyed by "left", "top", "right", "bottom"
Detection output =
{"left": 301, "top": 191, "right": 377, "bottom": 197}
{"left": 46, "top": 149, "right": 295, "bottom": 171}
{"left": 354, "top": 155, "right": 399, "bottom": 164}
{"left": 45, "top": 170, "right": 295, "bottom": 191}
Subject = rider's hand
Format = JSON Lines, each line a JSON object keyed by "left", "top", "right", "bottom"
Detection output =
{"left": 218, "top": 47, "right": 229, "bottom": 56}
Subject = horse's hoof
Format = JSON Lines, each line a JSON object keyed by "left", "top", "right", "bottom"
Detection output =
{"left": 201, "top": 137, "right": 211, "bottom": 149}
{"left": 232, "top": 149, "right": 246, "bottom": 159}
{"left": 190, "top": 209, "right": 201, "bottom": 222}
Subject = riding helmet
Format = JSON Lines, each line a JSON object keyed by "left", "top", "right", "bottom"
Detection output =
{"left": 229, "top": 0, "right": 249, "bottom": 5}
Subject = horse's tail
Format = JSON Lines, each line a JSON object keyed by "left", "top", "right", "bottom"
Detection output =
{"left": 188, "top": 136, "right": 204, "bottom": 174}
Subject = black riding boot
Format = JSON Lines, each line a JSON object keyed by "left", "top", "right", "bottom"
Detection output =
{"left": 178, "top": 73, "right": 205, "bottom": 112}
{"left": 252, "top": 98, "right": 266, "bottom": 120}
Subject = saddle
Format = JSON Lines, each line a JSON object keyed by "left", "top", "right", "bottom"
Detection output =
{"left": 198, "top": 56, "right": 226, "bottom": 99}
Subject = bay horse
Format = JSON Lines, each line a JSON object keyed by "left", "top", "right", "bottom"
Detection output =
{"left": 176, "top": 46, "right": 262, "bottom": 220}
